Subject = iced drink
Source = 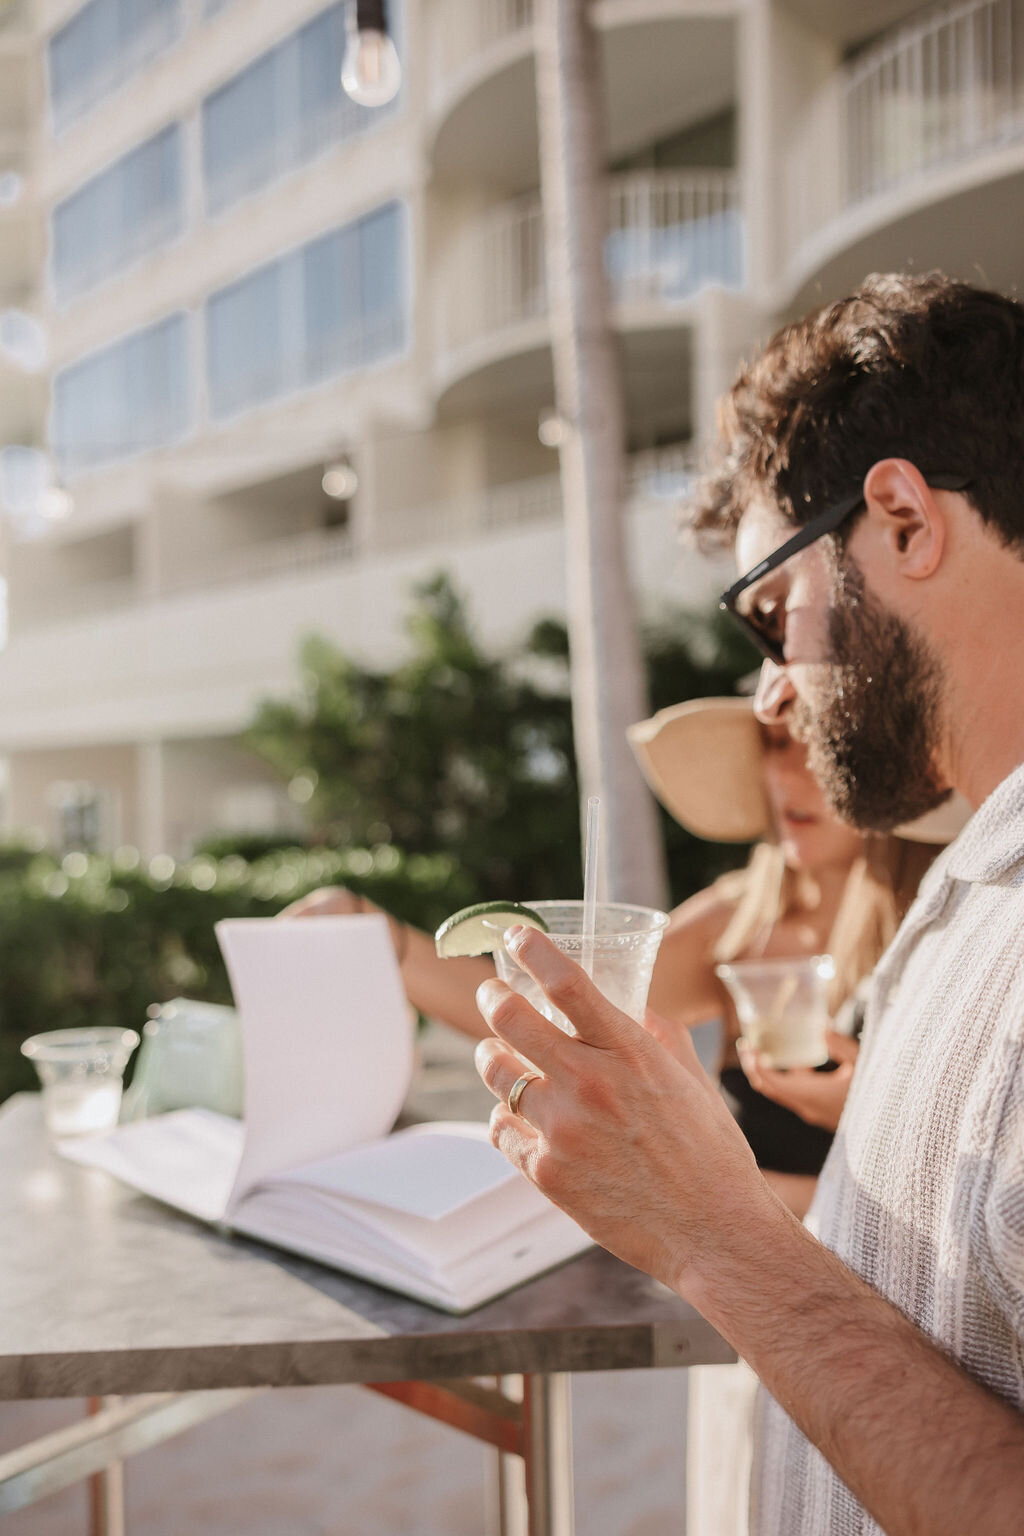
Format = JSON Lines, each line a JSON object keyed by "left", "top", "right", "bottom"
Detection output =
{"left": 491, "top": 900, "right": 668, "bottom": 1033}
{"left": 715, "top": 955, "right": 835, "bottom": 1069}
{"left": 21, "top": 1026, "right": 140, "bottom": 1138}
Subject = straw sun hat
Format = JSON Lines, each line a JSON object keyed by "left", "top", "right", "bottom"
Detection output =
{"left": 627, "top": 697, "right": 972, "bottom": 846}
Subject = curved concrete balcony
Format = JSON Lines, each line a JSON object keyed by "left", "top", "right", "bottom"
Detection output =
{"left": 428, "top": 0, "right": 736, "bottom": 189}
{"left": 435, "top": 170, "right": 742, "bottom": 403}
{"left": 0, "top": 446, "right": 709, "bottom": 750}
{"left": 780, "top": 0, "right": 1024, "bottom": 306}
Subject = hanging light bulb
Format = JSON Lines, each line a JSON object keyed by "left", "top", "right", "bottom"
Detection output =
{"left": 341, "top": 0, "right": 401, "bottom": 108}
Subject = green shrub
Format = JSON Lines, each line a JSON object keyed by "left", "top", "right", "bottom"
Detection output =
{"left": 0, "top": 844, "right": 466, "bottom": 1105}
{"left": 3, "top": 582, "right": 758, "bottom": 1108}
{"left": 246, "top": 574, "right": 758, "bottom": 910}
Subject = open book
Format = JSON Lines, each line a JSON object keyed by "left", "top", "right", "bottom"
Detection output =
{"left": 59, "top": 916, "right": 591, "bottom": 1313}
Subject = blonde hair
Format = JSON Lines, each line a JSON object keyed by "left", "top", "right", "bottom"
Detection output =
{"left": 712, "top": 836, "right": 941, "bottom": 1013}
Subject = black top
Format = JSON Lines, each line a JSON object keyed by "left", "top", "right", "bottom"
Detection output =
{"left": 719, "top": 1066, "right": 836, "bottom": 1177}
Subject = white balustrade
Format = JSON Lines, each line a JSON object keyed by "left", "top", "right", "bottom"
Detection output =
{"left": 439, "top": 171, "right": 742, "bottom": 363}
{"left": 845, "top": 0, "right": 1024, "bottom": 203}
{"left": 785, "top": 0, "right": 1024, "bottom": 264}
{"left": 431, "top": 0, "right": 534, "bottom": 92}
{"left": 11, "top": 445, "right": 696, "bottom": 635}
{"left": 430, "top": 0, "right": 646, "bottom": 96}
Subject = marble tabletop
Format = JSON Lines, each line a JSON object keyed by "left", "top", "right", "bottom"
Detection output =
{"left": 0, "top": 1095, "right": 734, "bottom": 1400}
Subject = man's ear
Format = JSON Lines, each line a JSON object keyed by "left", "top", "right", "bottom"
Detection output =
{"left": 861, "top": 459, "right": 945, "bottom": 579}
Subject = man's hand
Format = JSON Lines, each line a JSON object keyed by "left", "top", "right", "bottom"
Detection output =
{"left": 738, "top": 1031, "right": 859, "bottom": 1131}
{"left": 473, "top": 923, "right": 784, "bottom": 1293}
{"left": 475, "top": 932, "right": 1024, "bottom": 1536}
{"left": 278, "top": 886, "right": 365, "bottom": 919}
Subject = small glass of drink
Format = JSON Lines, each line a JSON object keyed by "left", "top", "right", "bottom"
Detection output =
{"left": 489, "top": 900, "right": 668, "bottom": 1033}
{"left": 21, "top": 1027, "right": 140, "bottom": 1138}
{"left": 714, "top": 955, "right": 835, "bottom": 1068}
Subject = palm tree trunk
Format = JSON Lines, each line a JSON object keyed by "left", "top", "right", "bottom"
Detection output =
{"left": 535, "top": 0, "right": 668, "bottom": 907}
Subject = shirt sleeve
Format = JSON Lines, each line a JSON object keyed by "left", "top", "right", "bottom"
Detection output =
{"left": 983, "top": 1031, "right": 1024, "bottom": 1339}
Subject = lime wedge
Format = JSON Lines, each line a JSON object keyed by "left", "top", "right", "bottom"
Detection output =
{"left": 435, "top": 900, "right": 548, "bottom": 958}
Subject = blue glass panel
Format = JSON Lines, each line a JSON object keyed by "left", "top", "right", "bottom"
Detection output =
{"left": 52, "top": 124, "right": 183, "bottom": 302}
{"left": 206, "top": 263, "right": 285, "bottom": 418}
{"left": 49, "top": 0, "right": 182, "bottom": 131}
{"left": 201, "top": 2, "right": 399, "bottom": 216}
{"left": 53, "top": 313, "right": 190, "bottom": 473}
{"left": 205, "top": 202, "right": 406, "bottom": 419}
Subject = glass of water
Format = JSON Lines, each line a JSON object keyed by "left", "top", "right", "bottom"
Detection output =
{"left": 21, "top": 1027, "right": 140, "bottom": 1138}
{"left": 490, "top": 900, "right": 668, "bottom": 1033}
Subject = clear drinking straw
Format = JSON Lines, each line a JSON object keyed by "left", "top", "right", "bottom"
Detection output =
{"left": 581, "top": 795, "right": 600, "bottom": 980}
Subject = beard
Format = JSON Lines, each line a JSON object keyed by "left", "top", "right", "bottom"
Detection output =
{"left": 790, "top": 560, "right": 951, "bottom": 833}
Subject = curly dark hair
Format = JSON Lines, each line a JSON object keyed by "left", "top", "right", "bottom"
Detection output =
{"left": 690, "top": 272, "right": 1024, "bottom": 556}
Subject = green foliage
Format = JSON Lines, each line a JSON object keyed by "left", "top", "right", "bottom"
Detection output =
{"left": 0, "top": 576, "right": 758, "bottom": 1109}
{"left": 247, "top": 575, "right": 583, "bottom": 902}
{"left": 247, "top": 574, "right": 759, "bottom": 908}
{"left": 0, "top": 844, "right": 465, "bottom": 1105}
{"left": 192, "top": 830, "right": 313, "bottom": 862}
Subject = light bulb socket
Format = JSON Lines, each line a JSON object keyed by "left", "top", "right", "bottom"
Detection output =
{"left": 353, "top": 0, "right": 388, "bottom": 32}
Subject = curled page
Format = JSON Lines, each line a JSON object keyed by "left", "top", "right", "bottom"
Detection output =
{"left": 216, "top": 916, "right": 413, "bottom": 1213}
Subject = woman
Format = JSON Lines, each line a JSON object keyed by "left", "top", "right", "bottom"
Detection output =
{"left": 284, "top": 696, "right": 964, "bottom": 1213}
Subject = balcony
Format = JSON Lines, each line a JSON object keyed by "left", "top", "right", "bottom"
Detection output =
{"left": 436, "top": 170, "right": 742, "bottom": 396}
{"left": 428, "top": 0, "right": 736, "bottom": 189}
{"left": 0, "top": 445, "right": 708, "bottom": 750}
{"left": 781, "top": 0, "right": 1024, "bottom": 301}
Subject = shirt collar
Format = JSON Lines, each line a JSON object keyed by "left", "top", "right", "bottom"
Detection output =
{"left": 944, "top": 761, "right": 1024, "bottom": 884}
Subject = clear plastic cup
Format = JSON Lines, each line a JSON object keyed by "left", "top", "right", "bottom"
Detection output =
{"left": 21, "top": 1027, "right": 140, "bottom": 1138}
{"left": 714, "top": 955, "right": 835, "bottom": 1069}
{"left": 490, "top": 900, "right": 669, "bottom": 1033}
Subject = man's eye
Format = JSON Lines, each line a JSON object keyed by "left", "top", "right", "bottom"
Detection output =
{"left": 751, "top": 594, "right": 784, "bottom": 645}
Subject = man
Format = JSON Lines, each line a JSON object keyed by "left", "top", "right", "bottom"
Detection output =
{"left": 473, "top": 273, "right": 1024, "bottom": 1534}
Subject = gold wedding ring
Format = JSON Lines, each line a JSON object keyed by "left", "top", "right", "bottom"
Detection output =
{"left": 507, "top": 1071, "right": 540, "bottom": 1117}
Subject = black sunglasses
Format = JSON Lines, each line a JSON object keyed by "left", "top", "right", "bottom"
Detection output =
{"left": 719, "top": 474, "right": 973, "bottom": 665}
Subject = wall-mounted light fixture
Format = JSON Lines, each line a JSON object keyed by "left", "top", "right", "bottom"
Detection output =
{"left": 322, "top": 458, "right": 359, "bottom": 500}
{"left": 538, "top": 410, "right": 570, "bottom": 449}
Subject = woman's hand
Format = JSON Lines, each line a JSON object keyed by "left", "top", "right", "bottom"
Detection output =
{"left": 278, "top": 885, "right": 409, "bottom": 967}
{"left": 737, "top": 1031, "right": 859, "bottom": 1132}
{"left": 278, "top": 886, "right": 366, "bottom": 919}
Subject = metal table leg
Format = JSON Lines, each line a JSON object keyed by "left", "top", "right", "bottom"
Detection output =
{"left": 492, "top": 1374, "right": 574, "bottom": 1536}
{"left": 522, "top": 1374, "right": 574, "bottom": 1536}
{"left": 366, "top": 1372, "right": 574, "bottom": 1536}
{"left": 87, "top": 1399, "right": 124, "bottom": 1536}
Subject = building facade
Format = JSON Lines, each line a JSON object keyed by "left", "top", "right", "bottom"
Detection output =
{"left": 1, "top": 0, "right": 1022, "bottom": 854}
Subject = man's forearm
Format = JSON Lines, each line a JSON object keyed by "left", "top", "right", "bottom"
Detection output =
{"left": 686, "top": 1200, "right": 1024, "bottom": 1536}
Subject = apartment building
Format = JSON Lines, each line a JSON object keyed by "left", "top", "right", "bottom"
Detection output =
{"left": 1, "top": 0, "right": 1023, "bottom": 855}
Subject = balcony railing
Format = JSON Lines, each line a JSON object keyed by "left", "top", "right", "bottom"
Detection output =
{"left": 438, "top": 170, "right": 742, "bottom": 365}
{"left": 12, "top": 528, "right": 356, "bottom": 633}
{"left": 846, "top": 0, "right": 1024, "bottom": 202}
{"left": 12, "top": 576, "right": 140, "bottom": 632}
{"left": 430, "top": 0, "right": 650, "bottom": 103}
{"left": 161, "top": 524, "right": 355, "bottom": 595}
{"left": 9, "top": 445, "right": 697, "bottom": 634}
{"left": 431, "top": 0, "right": 534, "bottom": 96}
{"left": 784, "top": 0, "right": 1024, "bottom": 265}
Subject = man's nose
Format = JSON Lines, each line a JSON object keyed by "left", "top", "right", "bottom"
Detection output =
{"left": 753, "top": 660, "right": 796, "bottom": 724}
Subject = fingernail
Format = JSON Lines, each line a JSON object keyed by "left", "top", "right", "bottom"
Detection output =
{"left": 504, "top": 923, "right": 527, "bottom": 952}
{"left": 476, "top": 978, "right": 505, "bottom": 1017}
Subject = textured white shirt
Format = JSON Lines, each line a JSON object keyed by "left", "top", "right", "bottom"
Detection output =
{"left": 750, "top": 763, "right": 1024, "bottom": 1535}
